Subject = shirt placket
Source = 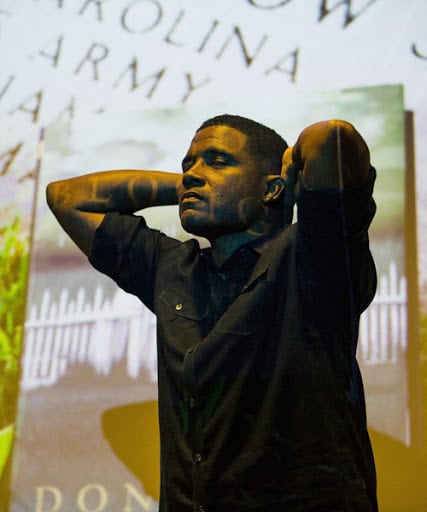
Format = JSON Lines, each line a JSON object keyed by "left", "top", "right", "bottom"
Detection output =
{"left": 178, "top": 249, "right": 258, "bottom": 512}
{"left": 183, "top": 344, "right": 207, "bottom": 512}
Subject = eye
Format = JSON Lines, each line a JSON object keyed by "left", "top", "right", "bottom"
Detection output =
{"left": 211, "top": 156, "right": 228, "bottom": 168}
{"left": 182, "top": 158, "right": 193, "bottom": 173}
{"left": 204, "top": 151, "right": 232, "bottom": 168}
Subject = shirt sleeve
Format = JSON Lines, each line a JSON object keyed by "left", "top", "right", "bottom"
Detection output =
{"left": 88, "top": 211, "right": 181, "bottom": 311}
{"left": 295, "top": 167, "right": 377, "bottom": 340}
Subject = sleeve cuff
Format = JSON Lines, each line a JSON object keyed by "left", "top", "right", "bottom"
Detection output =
{"left": 88, "top": 212, "right": 147, "bottom": 277}
{"left": 296, "top": 167, "right": 376, "bottom": 238}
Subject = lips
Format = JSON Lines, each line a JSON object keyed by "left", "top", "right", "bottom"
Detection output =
{"left": 180, "top": 191, "right": 203, "bottom": 202}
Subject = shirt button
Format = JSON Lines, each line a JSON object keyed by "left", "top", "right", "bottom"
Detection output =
{"left": 188, "top": 397, "right": 197, "bottom": 408}
{"left": 194, "top": 453, "right": 203, "bottom": 463}
{"left": 175, "top": 303, "right": 183, "bottom": 311}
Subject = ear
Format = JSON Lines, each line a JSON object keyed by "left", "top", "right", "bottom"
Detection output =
{"left": 263, "top": 175, "right": 285, "bottom": 204}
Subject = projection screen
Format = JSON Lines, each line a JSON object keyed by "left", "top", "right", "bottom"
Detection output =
{"left": 1, "top": 1, "right": 426, "bottom": 510}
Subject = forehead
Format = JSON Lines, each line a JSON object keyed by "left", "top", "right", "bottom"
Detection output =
{"left": 187, "top": 125, "right": 249, "bottom": 154}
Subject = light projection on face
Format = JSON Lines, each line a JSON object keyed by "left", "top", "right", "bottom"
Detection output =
{"left": 179, "top": 126, "right": 267, "bottom": 240}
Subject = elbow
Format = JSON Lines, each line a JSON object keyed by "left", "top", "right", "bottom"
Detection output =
{"left": 327, "top": 120, "right": 371, "bottom": 181}
{"left": 46, "top": 181, "right": 59, "bottom": 212}
{"left": 46, "top": 182, "right": 54, "bottom": 206}
{"left": 328, "top": 120, "right": 370, "bottom": 159}
{"left": 46, "top": 180, "right": 70, "bottom": 216}
{"left": 295, "top": 119, "right": 371, "bottom": 188}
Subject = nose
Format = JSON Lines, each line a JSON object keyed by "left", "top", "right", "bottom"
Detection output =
{"left": 182, "top": 162, "right": 206, "bottom": 189}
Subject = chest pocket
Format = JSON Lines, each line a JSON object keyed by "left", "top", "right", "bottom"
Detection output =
{"left": 213, "top": 272, "right": 272, "bottom": 337}
{"left": 156, "top": 285, "right": 209, "bottom": 351}
{"left": 157, "top": 285, "right": 208, "bottom": 320}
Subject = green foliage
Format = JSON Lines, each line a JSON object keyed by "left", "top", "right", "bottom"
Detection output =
{"left": 0, "top": 214, "right": 29, "bottom": 427}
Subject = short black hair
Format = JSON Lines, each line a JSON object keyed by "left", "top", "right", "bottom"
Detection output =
{"left": 198, "top": 114, "right": 292, "bottom": 226}
{"left": 197, "top": 114, "right": 287, "bottom": 176}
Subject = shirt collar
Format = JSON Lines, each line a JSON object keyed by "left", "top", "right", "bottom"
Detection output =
{"left": 199, "top": 224, "right": 290, "bottom": 269}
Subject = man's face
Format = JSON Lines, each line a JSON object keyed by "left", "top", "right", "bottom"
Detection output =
{"left": 179, "top": 125, "right": 266, "bottom": 240}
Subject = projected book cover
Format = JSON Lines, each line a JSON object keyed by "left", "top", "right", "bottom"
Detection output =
{"left": 7, "top": 84, "right": 407, "bottom": 511}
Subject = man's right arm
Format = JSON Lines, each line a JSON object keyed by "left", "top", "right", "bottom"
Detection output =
{"left": 46, "top": 170, "right": 181, "bottom": 256}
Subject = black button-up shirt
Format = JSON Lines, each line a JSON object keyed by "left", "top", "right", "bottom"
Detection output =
{"left": 90, "top": 170, "right": 378, "bottom": 512}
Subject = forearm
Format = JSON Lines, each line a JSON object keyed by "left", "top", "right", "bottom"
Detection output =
{"left": 291, "top": 120, "right": 370, "bottom": 189}
{"left": 46, "top": 169, "right": 181, "bottom": 257}
{"left": 46, "top": 169, "right": 180, "bottom": 215}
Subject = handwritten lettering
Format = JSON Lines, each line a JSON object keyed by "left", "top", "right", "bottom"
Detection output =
{"left": 216, "top": 26, "right": 268, "bottom": 67}
{"left": 55, "top": 96, "right": 76, "bottom": 122}
{"left": 318, "top": 0, "right": 378, "bottom": 28}
{"left": 411, "top": 42, "right": 427, "bottom": 60}
{"left": 0, "top": 143, "right": 23, "bottom": 177}
{"left": 39, "top": 35, "right": 63, "bottom": 68}
{"left": 1, "top": 66, "right": 214, "bottom": 125}
{"left": 164, "top": 9, "right": 185, "bottom": 46}
{"left": 265, "top": 48, "right": 299, "bottom": 82}
{"left": 10, "top": 90, "right": 44, "bottom": 123}
{"left": 31, "top": 4, "right": 297, "bottom": 74}
{"left": 74, "top": 42, "right": 109, "bottom": 80}
{"left": 121, "top": 0, "right": 163, "bottom": 34}
{"left": 0, "top": 139, "right": 38, "bottom": 182}
{"left": 197, "top": 19, "right": 219, "bottom": 53}
{"left": 3, "top": 0, "right": 385, "bottom": 128}
{"left": 246, "top": 0, "right": 293, "bottom": 9}
{"left": 182, "top": 73, "right": 211, "bottom": 103}
{"left": 113, "top": 59, "right": 166, "bottom": 97}
{"left": 78, "top": 0, "right": 106, "bottom": 21}
{"left": 0, "top": 75, "right": 14, "bottom": 101}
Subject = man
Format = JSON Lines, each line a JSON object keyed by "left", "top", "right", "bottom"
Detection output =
{"left": 47, "top": 115, "right": 377, "bottom": 511}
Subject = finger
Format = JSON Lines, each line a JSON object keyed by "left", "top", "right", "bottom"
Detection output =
{"left": 283, "top": 165, "right": 298, "bottom": 207}
{"left": 281, "top": 146, "right": 294, "bottom": 179}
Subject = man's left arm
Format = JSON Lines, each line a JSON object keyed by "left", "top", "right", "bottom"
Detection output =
{"left": 283, "top": 120, "right": 376, "bottom": 334}
{"left": 282, "top": 119, "right": 370, "bottom": 190}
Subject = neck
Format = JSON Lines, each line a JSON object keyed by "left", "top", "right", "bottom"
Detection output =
{"left": 209, "top": 218, "right": 273, "bottom": 267}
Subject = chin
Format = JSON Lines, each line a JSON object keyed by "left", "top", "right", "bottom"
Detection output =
{"left": 180, "top": 215, "right": 208, "bottom": 237}
{"left": 181, "top": 221, "right": 222, "bottom": 243}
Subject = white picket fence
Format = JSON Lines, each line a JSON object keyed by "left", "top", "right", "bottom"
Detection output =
{"left": 21, "top": 262, "right": 407, "bottom": 390}
{"left": 358, "top": 261, "right": 407, "bottom": 365}
{"left": 22, "top": 287, "right": 157, "bottom": 390}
